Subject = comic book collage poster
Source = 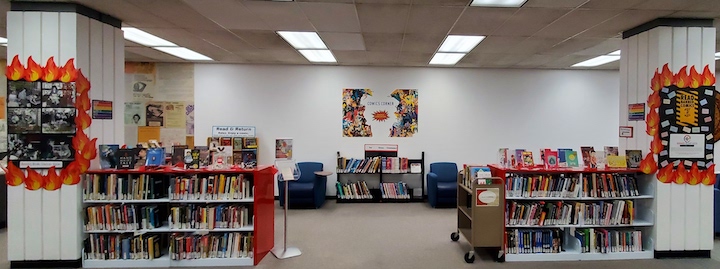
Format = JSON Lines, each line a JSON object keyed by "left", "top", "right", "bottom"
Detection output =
{"left": 342, "top": 88, "right": 418, "bottom": 137}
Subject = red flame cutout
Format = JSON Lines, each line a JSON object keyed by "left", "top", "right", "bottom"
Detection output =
{"left": 77, "top": 91, "right": 90, "bottom": 111}
{"left": 650, "top": 69, "right": 662, "bottom": 92}
{"left": 673, "top": 164, "right": 690, "bottom": 184}
{"left": 5, "top": 162, "right": 25, "bottom": 186}
{"left": 689, "top": 66, "right": 702, "bottom": 89}
{"left": 24, "top": 56, "right": 43, "bottom": 82}
{"left": 701, "top": 164, "right": 716, "bottom": 186}
{"left": 650, "top": 134, "right": 663, "bottom": 154}
{"left": 674, "top": 66, "right": 690, "bottom": 88}
{"left": 59, "top": 58, "right": 77, "bottom": 83}
{"left": 701, "top": 65, "right": 715, "bottom": 86}
{"left": 24, "top": 167, "right": 44, "bottom": 191}
{"left": 75, "top": 70, "right": 90, "bottom": 95}
{"left": 61, "top": 161, "right": 81, "bottom": 185}
{"left": 647, "top": 91, "right": 660, "bottom": 109}
{"left": 6, "top": 55, "right": 24, "bottom": 81}
{"left": 646, "top": 109, "right": 659, "bottom": 136}
{"left": 42, "top": 57, "right": 60, "bottom": 82}
{"left": 43, "top": 167, "right": 62, "bottom": 191}
{"left": 657, "top": 164, "right": 674, "bottom": 184}
{"left": 639, "top": 153, "right": 658, "bottom": 174}
{"left": 688, "top": 162, "right": 702, "bottom": 185}
{"left": 661, "top": 64, "right": 673, "bottom": 87}
{"left": 75, "top": 109, "right": 92, "bottom": 130}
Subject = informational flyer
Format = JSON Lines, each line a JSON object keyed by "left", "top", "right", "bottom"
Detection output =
{"left": 669, "top": 133, "right": 705, "bottom": 158}
{"left": 124, "top": 102, "right": 145, "bottom": 126}
{"left": 163, "top": 101, "right": 185, "bottom": 128}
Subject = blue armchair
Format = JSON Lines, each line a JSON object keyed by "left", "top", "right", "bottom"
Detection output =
{"left": 278, "top": 162, "right": 327, "bottom": 209}
{"left": 714, "top": 174, "right": 719, "bottom": 234}
{"left": 427, "top": 162, "right": 458, "bottom": 208}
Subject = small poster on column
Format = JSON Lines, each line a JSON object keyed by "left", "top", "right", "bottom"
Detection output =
{"left": 275, "top": 138, "right": 293, "bottom": 160}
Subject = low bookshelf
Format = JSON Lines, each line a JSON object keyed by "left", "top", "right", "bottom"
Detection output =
{"left": 487, "top": 164, "right": 654, "bottom": 262}
{"left": 335, "top": 151, "right": 424, "bottom": 203}
{"left": 81, "top": 166, "right": 275, "bottom": 268}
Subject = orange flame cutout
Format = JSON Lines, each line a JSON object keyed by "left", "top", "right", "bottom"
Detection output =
{"left": 647, "top": 91, "right": 660, "bottom": 109}
{"left": 650, "top": 134, "right": 664, "bottom": 154}
{"left": 673, "top": 164, "right": 689, "bottom": 184}
{"left": 61, "top": 162, "right": 81, "bottom": 185}
{"left": 81, "top": 138, "right": 98, "bottom": 160}
{"left": 5, "top": 162, "right": 25, "bottom": 186}
{"left": 24, "top": 56, "right": 43, "bottom": 82}
{"left": 701, "top": 65, "right": 715, "bottom": 86}
{"left": 41, "top": 57, "right": 60, "bottom": 82}
{"left": 372, "top": 110, "right": 390, "bottom": 122}
{"left": 639, "top": 153, "right": 658, "bottom": 174}
{"left": 77, "top": 91, "right": 91, "bottom": 111}
{"left": 656, "top": 165, "right": 674, "bottom": 183}
{"left": 75, "top": 109, "right": 92, "bottom": 130}
{"left": 688, "top": 162, "right": 702, "bottom": 185}
{"left": 78, "top": 157, "right": 90, "bottom": 174}
{"left": 661, "top": 64, "right": 673, "bottom": 87}
{"left": 689, "top": 66, "right": 702, "bottom": 89}
{"left": 646, "top": 109, "right": 659, "bottom": 136}
{"left": 6, "top": 55, "right": 24, "bottom": 81}
{"left": 24, "top": 167, "right": 44, "bottom": 191}
{"left": 75, "top": 70, "right": 90, "bottom": 95}
{"left": 73, "top": 130, "right": 90, "bottom": 153}
{"left": 674, "top": 66, "right": 690, "bottom": 88}
{"left": 701, "top": 164, "right": 716, "bottom": 186}
{"left": 43, "top": 167, "right": 62, "bottom": 191}
{"left": 650, "top": 69, "right": 662, "bottom": 92}
{"left": 59, "top": 58, "right": 77, "bottom": 83}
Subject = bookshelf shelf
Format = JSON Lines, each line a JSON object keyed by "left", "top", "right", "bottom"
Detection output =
{"left": 504, "top": 251, "right": 653, "bottom": 262}
{"left": 82, "top": 167, "right": 275, "bottom": 268}
{"left": 458, "top": 206, "right": 472, "bottom": 219}
{"left": 505, "top": 195, "right": 654, "bottom": 201}
{"left": 459, "top": 184, "right": 473, "bottom": 194}
{"left": 506, "top": 220, "right": 653, "bottom": 228}
{"left": 336, "top": 151, "right": 425, "bottom": 203}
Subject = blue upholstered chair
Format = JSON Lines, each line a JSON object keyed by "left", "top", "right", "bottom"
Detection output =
{"left": 427, "top": 162, "right": 458, "bottom": 208}
{"left": 278, "top": 162, "right": 327, "bottom": 209}
{"left": 714, "top": 174, "right": 719, "bottom": 234}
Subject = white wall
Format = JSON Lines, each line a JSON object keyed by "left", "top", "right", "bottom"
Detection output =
{"left": 194, "top": 64, "right": 620, "bottom": 195}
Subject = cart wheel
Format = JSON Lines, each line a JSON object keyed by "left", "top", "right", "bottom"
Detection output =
{"left": 494, "top": 249, "right": 505, "bottom": 263}
{"left": 464, "top": 252, "right": 475, "bottom": 263}
{"left": 450, "top": 232, "right": 460, "bottom": 241}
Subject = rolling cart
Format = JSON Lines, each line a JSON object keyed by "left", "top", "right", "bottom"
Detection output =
{"left": 451, "top": 172, "right": 505, "bottom": 263}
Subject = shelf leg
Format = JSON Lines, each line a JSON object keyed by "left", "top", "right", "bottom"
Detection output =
{"left": 272, "top": 179, "right": 301, "bottom": 259}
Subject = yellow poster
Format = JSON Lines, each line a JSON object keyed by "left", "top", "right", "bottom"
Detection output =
{"left": 163, "top": 101, "right": 185, "bottom": 128}
{"left": 676, "top": 90, "right": 699, "bottom": 127}
{"left": 0, "top": 97, "right": 6, "bottom": 119}
{"left": 137, "top": 126, "right": 161, "bottom": 143}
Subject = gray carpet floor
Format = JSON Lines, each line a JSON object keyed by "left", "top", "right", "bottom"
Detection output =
{"left": 0, "top": 201, "right": 719, "bottom": 269}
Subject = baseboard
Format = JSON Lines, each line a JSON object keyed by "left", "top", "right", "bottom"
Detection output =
{"left": 11, "top": 259, "right": 82, "bottom": 268}
{"left": 654, "top": 250, "right": 711, "bottom": 259}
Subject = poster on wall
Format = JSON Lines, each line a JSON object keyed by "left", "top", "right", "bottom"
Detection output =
{"left": 342, "top": 88, "right": 418, "bottom": 137}
{"left": 145, "top": 101, "right": 164, "bottom": 127}
{"left": 163, "top": 101, "right": 185, "bottom": 128}
{"left": 124, "top": 101, "right": 145, "bottom": 125}
{"left": 628, "top": 103, "right": 645, "bottom": 121}
{"left": 125, "top": 62, "right": 156, "bottom": 100}
{"left": 186, "top": 103, "right": 194, "bottom": 135}
{"left": 275, "top": 138, "right": 293, "bottom": 160}
{"left": 91, "top": 100, "right": 113, "bottom": 119}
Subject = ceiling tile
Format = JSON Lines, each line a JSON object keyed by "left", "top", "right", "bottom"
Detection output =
{"left": 571, "top": 38, "right": 621, "bottom": 56}
{"left": 405, "top": 5, "right": 464, "bottom": 34}
{"left": 459, "top": 53, "right": 511, "bottom": 65}
{"left": 297, "top": 0, "right": 354, "bottom": 3}
{"left": 234, "top": 49, "right": 307, "bottom": 64}
{"left": 334, "top": 50, "right": 368, "bottom": 64}
{"left": 366, "top": 51, "right": 400, "bottom": 64}
{"left": 412, "top": 0, "right": 471, "bottom": 6}
{"left": 633, "top": 0, "right": 702, "bottom": 11}
{"left": 578, "top": 10, "right": 674, "bottom": 38}
{"left": 506, "top": 37, "right": 564, "bottom": 54}
{"left": 667, "top": 10, "right": 720, "bottom": 18}
{"left": 515, "top": 54, "right": 555, "bottom": 67}
{"left": 299, "top": 2, "right": 361, "bottom": 32}
{"left": 126, "top": 47, "right": 186, "bottom": 62}
{"left": 241, "top": 1, "right": 315, "bottom": 31}
{"left": 523, "top": 0, "right": 587, "bottom": 8}
{"left": 320, "top": 33, "right": 366, "bottom": 50}
{"left": 543, "top": 54, "right": 596, "bottom": 68}
{"left": 493, "top": 8, "right": 570, "bottom": 37}
{"left": 230, "top": 30, "right": 294, "bottom": 50}
{"left": 74, "top": 0, "right": 168, "bottom": 28}
{"left": 496, "top": 54, "right": 534, "bottom": 66}
{"left": 357, "top": 0, "right": 412, "bottom": 4}
{"left": 363, "top": 33, "right": 404, "bottom": 51}
{"left": 580, "top": 0, "right": 646, "bottom": 9}
{"left": 541, "top": 38, "right": 607, "bottom": 56}
{"left": 125, "top": 51, "right": 156, "bottom": 62}
{"left": 450, "top": 8, "right": 516, "bottom": 35}
{"left": 472, "top": 36, "right": 528, "bottom": 54}
{"left": 398, "top": 51, "right": 432, "bottom": 65}
{"left": 684, "top": 0, "right": 720, "bottom": 12}
{"left": 400, "top": 33, "right": 445, "bottom": 53}
{"left": 124, "top": 0, "right": 221, "bottom": 30}
{"left": 356, "top": 4, "right": 410, "bottom": 33}
{"left": 183, "top": 0, "right": 270, "bottom": 30}
{"left": 185, "top": 29, "right": 256, "bottom": 51}
{"left": 533, "top": 9, "right": 623, "bottom": 38}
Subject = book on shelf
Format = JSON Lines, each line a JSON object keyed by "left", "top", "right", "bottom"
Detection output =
{"left": 381, "top": 182, "right": 410, "bottom": 199}
{"left": 84, "top": 234, "right": 162, "bottom": 260}
{"left": 505, "top": 229, "right": 563, "bottom": 254}
{"left": 233, "top": 138, "right": 244, "bottom": 151}
{"left": 84, "top": 174, "right": 166, "bottom": 201}
{"left": 336, "top": 157, "right": 382, "bottom": 173}
{"left": 220, "top": 137, "right": 233, "bottom": 146}
{"left": 146, "top": 147, "right": 165, "bottom": 166}
{"left": 607, "top": 156, "right": 627, "bottom": 168}
{"left": 195, "top": 146, "right": 210, "bottom": 167}
{"left": 170, "top": 232, "right": 253, "bottom": 260}
{"left": 212, "top": 146, "right": 233, "bottom": 168}
{"left": 172, "top": 145, "right": 189, "bottom": 167}
{"left": 604, "top": 146, "right": 619, "bottom": 156}
{"left": 522, "top": 151, "right": 534, "bottom": 167}
{"left": 169, "top": 174, "right": 252, "bottom": 201}
{"left": 99, "top": 144, "right": 120, "bottom": 169}
{"left": 575, "top": 228, "right": 643, "bottom": 253}
{"left": 506, "top": 200, "right": 636, "bottom": 226}
{"left": 116, "top": 149, "right": 136, "bottom": 170}
{"left": 565, "top": 150, "right": 579, "bottom": 167}
{"left": 382, "top": 157, "right": 409, "bottom": 173}
{"left": 410, "top": 163, "right": 421, "bottom": 173}
{"left": 625, "top": 150, "right": 642, "bottom": 169}
{"left": 513, "top": 149, "right": 525, "bottom": 167}
{"left": 558, "top": 148, "right": 572, "bottom": 167}
{"left": 505, "top": 174, "right": 581, "bottom": 198}
{"left": 169, "top": 204, "right": 251, "bottom": 230}
{"left": 498, "top": 148, "right": 509, "bottom": 167}
{"left": 539, "top": 148, "right": 547, "bottom": 166}
{"left": 581, "top": 174, "right": 640, "bottom": 198}
{"left": 84, "top": 204, "right": 161, "bottom": 231}
{"left": 336, "top": 181, "right": 372, "bottom": 199}
{"left": 595, "top": 150, "right": 607, "bottom": 168}
{"left": 580, "top": 146, "right": 595, "bottom": 168}
{"left": 545, "top": 150, "right": 559, "bottom": 168}
{"left": 243, "top": 137, "right": 258, "bottom": 149}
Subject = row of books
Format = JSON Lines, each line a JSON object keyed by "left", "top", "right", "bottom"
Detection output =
{"left": 335, "top": 181, "right": 373, "bottom": 199}
{"left": 575, "top": 229, "right": 643, "bottom": 253}
{"left": 84, "top": 174, "right": 164, "bottom": 201}
{"left": 380, "top": 182, "right": 411, "bottom": 199}
{"left": 170, "top": 205, "right": 251, "bottom": 230}
{"left": 169, "top": 175, "right": 252, "bottom": 201}
{"left": 505, "top": 174, "right": 641, "bottom": 198}
{"left": 84, "top": 234, "right": 162, "bottom": 260}
{"left": 505, "top": 229, "right": 563, "bottom": 254}
{"left": 336, "top": 157, "right": 419, "bottom": 174}
{"left": 580, "top": 174, "right": 640, "bottom": 198}
{"left": 499, "top": 147, "right": 642, "bottom": 169}
{"left": 170, "top": 232, "right": 253, "bottom": 260}
{"left": 85, "top": 205, "right": 161, "bottom": 231}
{"left": 507, "top": 200, "right": 636, "bottom": 226}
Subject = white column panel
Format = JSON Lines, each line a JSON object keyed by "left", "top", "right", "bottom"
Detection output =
{"left": 114, "top": 28, "right": 125, "bottom": 144}
{"left": 627, "top": 35, "right": 639, "bottom": 150}
{"left": 88, "top": 18, "right": 104, "bottom": 166}
{"left": 22, "top": 11, "right": 44, "bottom": 260}
{"left": 684, "top": 27, "right": 703, "bottom": 251}
{"left": 102, "top": 24, "right": 114, "bottom": 143}
{"left": 637, "top": 32, "right": 650, "bottom": 155}
{"left": 699, "top": 27, "right": 716, "bottom": 250}
{"left": 646, "top": 28, "right": 659, "bottom": 253}
{"left": 40, "top": 11, "right": 61, "bottom": 260}
{"left": 654, "top": 26, "right": 673, "bottom": 251}
{"left": 75, "top": 15, "right": 90, "bottom": 72}
{"left": 619, "top": 38, "right": 629, "bottom": 152}
{"left": 6, "top": 11, "right": 25, "bottom": 262}
{"left": 59, "top": 12, "right": 82, "bottom": 261}
{"left": 669, "top": 27, "right": 687, "bottom": 251}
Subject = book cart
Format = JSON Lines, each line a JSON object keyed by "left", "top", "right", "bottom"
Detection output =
{"left": 488, "top": 164, "right": 654, "bottom": 262}
{"left": 450, "top": 172, "right": 505, "bottom": 263}
{"left": 81, "top": 165, "right": 275, "bottom": 268}
{"left": 335, "top": 147, "right": 425, "bottom": 203}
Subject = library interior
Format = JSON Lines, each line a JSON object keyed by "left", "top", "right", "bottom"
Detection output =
{"left": 1, "top": 0, "right": 720, "bottom": 269}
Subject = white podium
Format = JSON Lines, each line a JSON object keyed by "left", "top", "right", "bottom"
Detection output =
{"left": 272, "top": 160, "right": 302, "bottom": 259}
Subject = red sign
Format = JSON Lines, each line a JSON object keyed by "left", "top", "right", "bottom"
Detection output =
{"left": 476, "top": 188, "right": 499, "bottom": 207}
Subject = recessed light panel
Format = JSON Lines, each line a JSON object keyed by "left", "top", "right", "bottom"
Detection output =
{"left": 429, "top": 53, "right": 466, "bottom": 65}
{"left": 470, "top": 0, "right": 528, "bottom": 7}
{"left": 153, "top": 47, "right": 213, "bottom": 61}
{"left": 438, "top": 35, "right": 485, "bottom": 53}
{"left": 277, "top": 31, "right": 328, "bottom": 50}
{"left": 122, "top": 27, "right": 176, "bottom": 47}
{"left": 572, "top": 55, "right": 621, "bottom": 67}
{"left": 298, "top": 49, "right": 336, "bottom": 63}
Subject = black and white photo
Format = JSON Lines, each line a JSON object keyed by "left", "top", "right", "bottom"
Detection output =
{"left": 41, "top": 135, "right": 74, "bottom": 160}
{"left": 42, "top": 82, "right": 75, "bottom": 107}
{"left": 8, "top": 108, "right": 41, "bottom": 133}
{"left": 8, "top": 134, "right": 41, "bottom": 160}
{"left": 7, "top": 81, "right": 42, "bottom": 107}
{"left": 41, "top": 108, "right": 76, "bottom": 134}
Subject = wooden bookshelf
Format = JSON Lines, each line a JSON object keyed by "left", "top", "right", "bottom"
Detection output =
{"left": 81, "top": 166, "right": 275, "bottom": 268}
{"left": 335, "top": 151, "right": 425, "bottom": 203}
{"left": 488, "top": 164, "right": 654, "bottom": 262}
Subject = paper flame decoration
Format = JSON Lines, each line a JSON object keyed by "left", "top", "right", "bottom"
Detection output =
{"left": 646, "top": 64, "right": 716, "bottom": 185}
{"left": 3, "top": 55, "right": 96, "bottom": 190}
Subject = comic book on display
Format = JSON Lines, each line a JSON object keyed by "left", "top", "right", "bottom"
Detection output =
{"left": 580, "top": 146, "right": 595, "bottom": 168}
{"left": 99, "top": 144, "right": 120, "bottom": 169}
{"left": 625, "top": 150, "right": 642, "bottom": 169}
{"left": 171, "top": 145, "right": 189, "bottom": 166}
{"left": 194, "top": 146, "right": 210, "bottom": 167}
{"left": 116, "top": 149, "right": 136, "bottom": 169}
{"left": 146, "top": 147, "right": 165, "bottom": 166}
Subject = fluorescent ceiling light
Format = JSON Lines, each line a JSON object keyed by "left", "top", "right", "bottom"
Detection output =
{"left": 122, "top": 27, "right": 176, "bottom": 47}
{"left": 470, "top": 0, "right": 528, "bottom": 7}
{"left": 277, "top": 31, "right": 327, "bottom": 49}
{"left": 572, "top": 55, "right": 621, "bottom": 67}
{"left": 438, "top": 35, "right": 485, "bottom": 53}
{"left": 429, "top": 53, "right": 466, "bottom": 65}
{"left": 153, "top": 47, "right": 212, "bottom": 61}
{"left": 298, "top": 49, "right": 336, "bottom": 63}
{"left": 608, "top": 50, "right": 621, "bottom": 56}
